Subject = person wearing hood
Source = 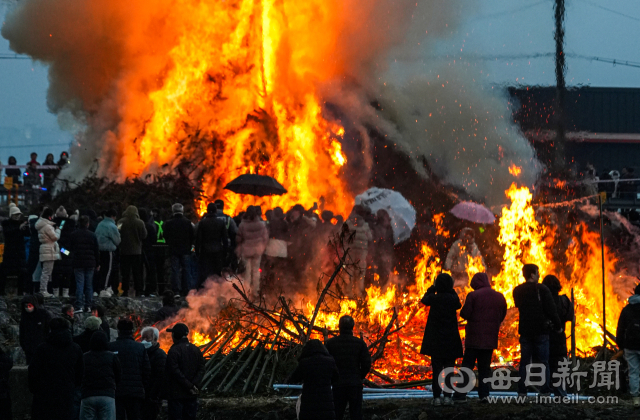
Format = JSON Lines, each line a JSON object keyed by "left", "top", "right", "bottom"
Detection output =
{"left": 0, "top": 205, "right": 29, "bottom": 296}
{"left": 140, "top": 326, "right": 167, "bottom": 420}
{"left": 19, "top": 294, "right": 52, "bottom": 364}
{"left": 325, "top": 315, "right": 372, "bottom": 420}
{"left": 195, "top": 203, "right": 228, "bottom": 286}
{"left": 456, "top": 273, "right": 507, "bottom": 402}
{"left": 541, "top": 275, "right": 574, "bottom": 397}
{"left": 165, "top": 323, "right": 205, "bottom": 420}
{"left": 288, "top": 339, "right": 339, "bottom": 420}
{"left": 95, "top": 209, "right": 121, "bottom": 297}
{"left": 236, "top": 206, "right": 268, "bottom": 296}
{"left": 80, "top": 330, "right": 121, "bottom": 420}
{"left": 420, "top": 273, "right": 463, "bottom": 406}
{"left": 616, "top": 284, "right": 640, "bottom": 407}
{"left": 52, "top": 205, "right": 76, "bottom": 298}
{"left": 28, "top": 317, "right": 84, "bottom": 420}
{"left": 345, "top": 205, "right": 373, "bottom": 296}
{"left": 163, "top": 203, "right": 195, "bottom": 297}
{"left": 74, "top": 316, "right": 103, "bottom": 353}
{"left": 36, "top": 207, "right": 61, "bottom": 297}
{"left": 0, "top": 345, "right": 13, "bottom": 420}
{"left": 445, "top": 228, "right": 485, "bottom": 288}
{"left": 91, "top": 304, "right": 111, "bottom": 341}
{"left": 118, "top": 206, "right": 148, "bottom": 297}
{"left": 109, "top": 318, "right": 151, "bottom": 420}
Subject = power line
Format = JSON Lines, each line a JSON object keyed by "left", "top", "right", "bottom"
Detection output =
{"left": 427, "top": 52, "right": 640, "bottom": 69}
{"left": 470, "top": 1, "right": 549, "bottom": 21}
{"left": 0, "top": 143, "right": 69, "bottom": 149}
{"left": 579, "top": 0, "right": 640, "bottom": 22}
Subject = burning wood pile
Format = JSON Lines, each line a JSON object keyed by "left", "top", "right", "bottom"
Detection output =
{"left": 155, "top": 182, "right": 639, "bottom": 396}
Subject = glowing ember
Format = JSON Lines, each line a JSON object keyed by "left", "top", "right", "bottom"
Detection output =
{"left": 508, "top": 164, "right": 522, "bottom": 177}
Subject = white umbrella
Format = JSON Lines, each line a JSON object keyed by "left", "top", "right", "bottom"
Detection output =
{"left": 355, "top": 187, "right": 416, "bottom": 245}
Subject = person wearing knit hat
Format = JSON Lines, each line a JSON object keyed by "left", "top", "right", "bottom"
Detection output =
{"left": 9, "top": 205, "right": 22, "bottom": 218}
{"left": 73, "top": 316, "right": 103, "bottom": 353}
{"left": 8, "top": 202, "right": 16, "bottom": 209}
{"left": 55, "top": 206, "right": 68, "bottom": 219}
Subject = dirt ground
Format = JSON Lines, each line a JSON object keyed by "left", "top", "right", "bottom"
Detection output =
{"left": 164, "top": 396, "right": 636, "bottom": 420}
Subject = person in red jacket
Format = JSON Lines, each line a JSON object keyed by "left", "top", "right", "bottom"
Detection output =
{"left": 456, "top": 272, "right": 507, "bottom": 403}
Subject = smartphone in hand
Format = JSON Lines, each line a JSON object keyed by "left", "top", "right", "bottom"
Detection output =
{"left": 60, "top": 220, "right": 66, "bottom": 229}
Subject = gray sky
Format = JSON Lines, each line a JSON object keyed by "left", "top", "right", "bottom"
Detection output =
{"left": 1, "top": 0, "right": 639, "bottom": 163}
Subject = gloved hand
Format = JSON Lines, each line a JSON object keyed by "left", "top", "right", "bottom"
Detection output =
{"left": 426, "top": 285, "right": 437, "bottom": 295}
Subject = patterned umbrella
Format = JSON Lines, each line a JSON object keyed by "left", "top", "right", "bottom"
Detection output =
{"left": 450, "top": 201, "right": 495, "bottom": 224}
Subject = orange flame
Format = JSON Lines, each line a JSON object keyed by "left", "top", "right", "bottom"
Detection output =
{"left": 508, "top": 164, "right": 522, "bottom": 177}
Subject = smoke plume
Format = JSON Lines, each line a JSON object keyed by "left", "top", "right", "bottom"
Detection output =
{"left": 2, "top": 0, "right": 539, "bottom": 208}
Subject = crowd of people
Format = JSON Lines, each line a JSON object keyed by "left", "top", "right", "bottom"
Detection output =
{"left": 4, "top": 260, "right": 640, "bottom": 419}
{"left": 0, "top": 199, "right": 395, "bottom": 306}
{"left": 9, "top": 292, "right": 204, "bottom": 420}
{"left": 2, "top": 151, "right": 69, "bottom": 190}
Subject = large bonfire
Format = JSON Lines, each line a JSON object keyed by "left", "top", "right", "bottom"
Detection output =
{"left": 2, "top": 0, "right": 637, "bottom": 386}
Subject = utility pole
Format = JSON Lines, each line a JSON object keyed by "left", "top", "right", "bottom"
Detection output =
{"left": 553, "top": 0, "right": 566, "bottom": 173}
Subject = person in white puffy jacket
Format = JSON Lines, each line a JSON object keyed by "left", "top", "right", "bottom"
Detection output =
{"left": 35, "top": 207, "right": 61, "bottom": 298}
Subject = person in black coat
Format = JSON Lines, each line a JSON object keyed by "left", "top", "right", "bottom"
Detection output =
{"left": 140, "top": 327, "right": 167, "bottom": 420}
{"left": 0, "top": 345, "right": 13, "bottom": 420}
{"left": 80, "top": 330, "right": 122, "bottom": 419}
{"left": 195, "top": 203, "right": 228, "bottom": 285}
{"left": 52, "top": 207, "right": 76, "bottom": 297}
{"left": 0, "top": 206, "right": 29, "bottom": 296}
{"left": 163, "top": 204, "right": 195, "bottom": 295}
{"left": 139, "top": 209, "right": 159, "bottom": 297}
{"left": 542, "top": 275, "right": 574, "bottom": 397}
{"left": 19, "top": 295, "right": 51, "bottom": 364}
{"left": 109, "top": 318, "right": 151, "bottom": 420}
{"left": 616, "top": 284, "right": 640, "bottom": 406}
{"left": 325, "top": 315, "right": 371, "bottom": 420}
{"left": 28, "top": 317, "right": 84, "bottom": 420}
{"left": 74, "top": 316, "right": 103, "bottom": 353}
{"left": 165, "top": 323, "right": 205, "bottom": 420}
{"left": 70, "top": 216, "right": 100, "bottom": 312}
{"left": 288, "top": 339, "right": 339, "bottom": 420}
{"left": 513, "top": 264, "right": 561, "bottom": 396}
{"left": 91, "top": 304, "right": 111, "bottom": 341}
{"left": 420, "top": 273, "right": 463, "bottom": 406}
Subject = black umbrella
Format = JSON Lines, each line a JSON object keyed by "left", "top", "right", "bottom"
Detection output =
{"left": 224, "top": 174, "right": 288, "bottom": 197}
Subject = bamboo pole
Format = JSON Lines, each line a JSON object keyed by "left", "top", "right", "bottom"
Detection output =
{"left": 254, "top": 318, "right": 285, "bottom": 394}
{"left": 570, "top": 288, "right": 576, "bottom": 368}
{"left": 267, "top": 349, "right": 282, "bottom": 389}
{"left": 242, "top": 346, "right": 266, "bottom": 395}
{"left": 201, "top": 333, "right": 252, "bottom": 389}
{"left": 305, "top": 247, "right": 349, "bottom": 342}
{"left": 223, "top": 342, "right": 263, "bottom": 393}
{"left": 599, "top": 193, "right": 606, "bottom": 351}
{"left": 205, "top": 325, "right": 239, "bottom": 370}
{"left": 216, "top": 336, "right": 258, "bottom": 392}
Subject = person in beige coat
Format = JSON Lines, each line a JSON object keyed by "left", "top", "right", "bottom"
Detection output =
{"left": 36, "top": 207, "right": 61, "bottom": 298}
{"left": 236, "top": 206, "right": 269, "bottom": 296}
{"left": 346, "top": 205, "right": 373, "bottom": 296}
